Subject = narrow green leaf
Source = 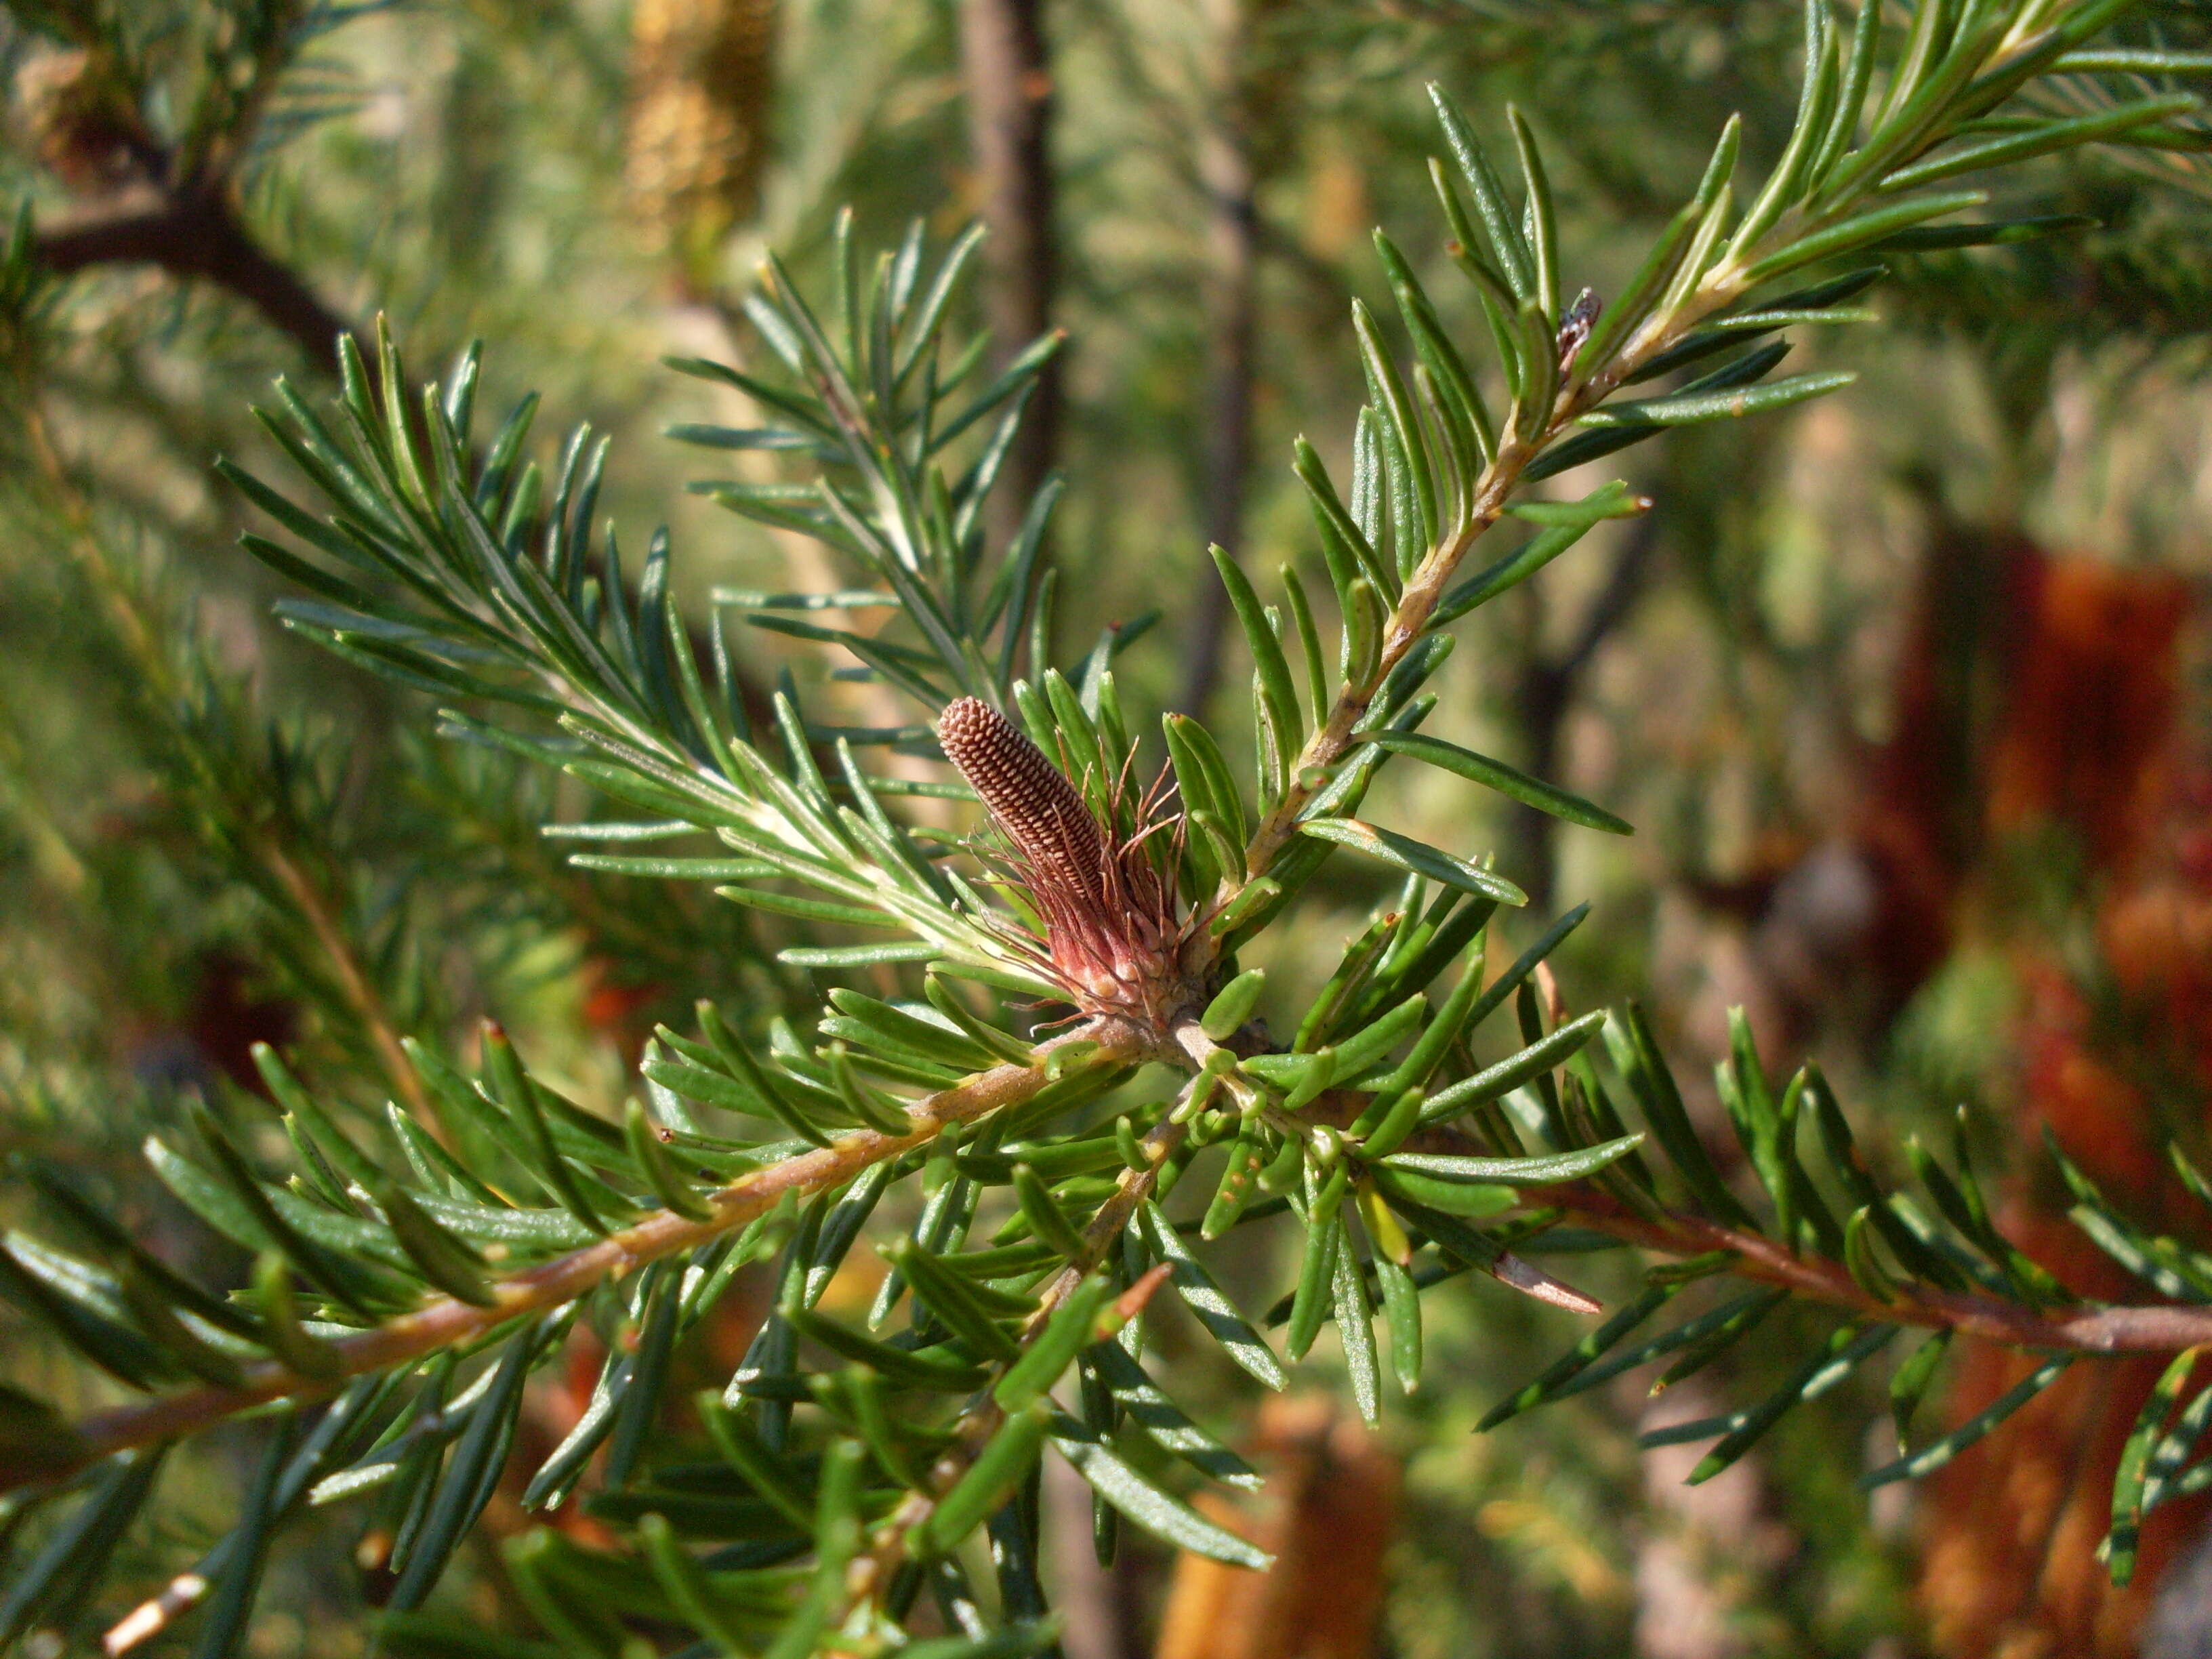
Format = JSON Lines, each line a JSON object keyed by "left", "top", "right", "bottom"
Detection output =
{"left": 0, "top": 1448, "right": 167, "bottom": 1648}
{"left": 604, "top": 1266, "right": 682, "bottom": 1488}
{"left": 1572, "top": 116, "right": 1741, "bottom": 377}
{"left": 1477, "top": 1283, "right": 1683, "bottom": 1429}
{"left": 828, "top": 990, "right": 998, "bottom": 1074}
{"left": 0, "top": 1237, "right": 165, "bottom": 1391}
{"left": 1889, "top": 1326, "right": 1951, "bottom": 1453}
{"left": 1725, "top": 0, "right": 1840, "bottom": 259}
{"left": 698, "top": 1392, "right": 817, "bottom": 1532}
{"left": 1882, "top": 96, "right": 2196, "bottom": 192}
{"left": 252, "top": 1253, "right": 342, "bottom": 1378}
{"left": 1685, "top": 1323, "right": 1896, "bottom": 1485}
{"left": 1583, "top": 369, "right": 1858, "bottom": 430}
{"left": 1549, "top": 1287, "right": 1790, "bottom": 1404}
{"left": 1137, "top": 1203, "right": 1286, "bottom": 1390}
{"left": 1351, "top": 303, "right": 1437, "bottom": 553}
{"left": 1297, "top": 817, "right": 1527, "bottom": 906}
{"left": 2108, "top": 1347, "right": 2201, "bottom": 1585}
{"left": 1862, "top": 1355, "right": 2074, "bottom": 1489}
{"left": 1610, "top": 1003, "right": 1759, "bottom": 1230}
{"left": 483, "top": 1025, "right": 609, "bottom": 1236}
{"left": 826, "top": 1045, "right": 918, "bottom": 1134}
{"left": 623, "top": 1099, "right": 714, "bottom": 1222}
{"left": 1287, "top": 1175, "right": 1349, "bottom": 1360}
{"left": 1333, "top": 1218, "right": 1382, "bottom": 1427}
{"left": 1374, "top": 1238, "right": 1422, "bottom": 1396}
{"left": 1507, "top": 106, "right": 1559, "bottom": 319}
{"left": 190, "top": 1409, "right": 300, "bottom": 1659}
{"left": 1428, "top": 85, "right": 1534, "bottom": 298}
{"left": 1012, "top": 1164, "right": 1089, "bottom": 1263}
{"left": 1869, "top": 213, "right": 2095, "bottom": 251}
{"left": 1203, "top": 1119, "right": 1271, "bottom": 1240}
{"left": 1210, "top": 547, "right": 1304, "bottom": 776}
{"left": 1080, "top": 1339, "right": 1258, "bottom": 1490}
{"left": 1381, "top": 1134, "right": 1644, "bottom": 1187}
{"left": 889, "top": 1238, "right": 1023, "bottom": 1362}
{"left": 182, "top": 1105, "right": 398, "bottom": 1312}
{"left": 375, "top": 1181, "right": 499, "bottom": 1306}
{"left": 1431, "top": 487, "right": 1647, "bottom": 626}
{"left": 388, "top": 1319, "right": 549, "bottom": 1609}
{"left": 1365, "top": 731, "right": 1631, "bottom": 834}
{"left": 1201, "top": 970, "right": 1267, "bottom": 1040}
{"left": 1418, "top": 1013, "right": 1607, "bottom": 1130}
{"left": 996, "top": 1276, "right": 1119, "bottom": 1412}
{"left": 636, "top": 1513, "right": 749, "bottom": 1657}
{"left": 1740, "top": 189, "right": 1987, "bottom": 285}
{"left": 1053, "top": 1434, "right": 1271, "bottom": 1570}
{"left": 1368, "top": 1166, "right": 1515, "bottom": 1217}
{"left": 699, "top": 1006, "right": 836, "bottom": 1148}
{"left": 917, "top": 1404, "right": 1053, "bottom": 1558}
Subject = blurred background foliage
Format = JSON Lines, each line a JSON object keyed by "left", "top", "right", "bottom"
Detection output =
{"left": 1, "top": 1, "right": 2209, "bottom": 1655}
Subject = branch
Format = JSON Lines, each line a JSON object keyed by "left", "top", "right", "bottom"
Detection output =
{"left": 958, "top": 0, "right": 1063, "bottom": 562}
{"left": 35, "top": 186, "right": 350, "bottom": 368}
{"left": 841, "top": 1031, "right": 1210, "bottom": 1618}
{"left": 1552, "top": 1185, "right": 2212, "bottom": 1355}
{"left": 1176, "top": 0, "right": 1265, "bottom": 717}
{"left": 1216, "top": 12, "right": 2127, "bottom": 925}
{"left": 17, "top": 402, "right": 442, "bottom": 1135}
{"left": 16, "top": 1025, "right": 1141, "bottom": 1494}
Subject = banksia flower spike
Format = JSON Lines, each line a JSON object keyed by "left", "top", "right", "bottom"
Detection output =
{"left": 937, "top": 697, "right": 1197, "bottom": 1036}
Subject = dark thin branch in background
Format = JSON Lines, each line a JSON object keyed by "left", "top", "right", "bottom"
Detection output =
{"left": 37, "top": 190, "right": 350, "bottom": 367}
{"left": 1511, "top": 508, "right": 1664, "bottom": 908}
{"left": 32, "top": 188, "right": 351, "bottom": 371}
{"left": 959, "top": 0, "right": 1063, "bottom": 566}
{"left": 1178, "top": 0, "right": 1263, "bottom": 717}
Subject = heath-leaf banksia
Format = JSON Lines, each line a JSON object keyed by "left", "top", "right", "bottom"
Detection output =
{"left": 937, "top": 697, "right": 1197, "bottom": 1036}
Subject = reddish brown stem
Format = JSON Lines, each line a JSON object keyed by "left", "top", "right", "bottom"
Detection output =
{"left": 1551, "top": 1186, "right": 2212, "bottom": 1353}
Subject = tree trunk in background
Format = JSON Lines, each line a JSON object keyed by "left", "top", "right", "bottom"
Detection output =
{"left": 1153, "top": 1397, "right": 1398, "bottom": 1659}
{"left": 1177, "top": 0, "right": 1261, "bottom": 717}
{"left": 1507, "top": 510, "right": 1663, "bottom": 912}
{"left": 959, "top": 0, "right": 1062, "bottom": 569}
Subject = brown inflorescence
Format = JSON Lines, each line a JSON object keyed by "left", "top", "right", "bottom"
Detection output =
{"left": 936, "top": 697, "right": 1195, "bottom": 1033}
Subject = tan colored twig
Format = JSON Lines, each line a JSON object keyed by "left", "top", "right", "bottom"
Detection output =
{"left": 14, "top": 1026, "right": 1139, "bottom": 1496}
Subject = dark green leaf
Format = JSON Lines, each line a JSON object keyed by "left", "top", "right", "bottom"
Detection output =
{"left": 1862, "top": 1355, "right": 2073, "bottom": 1489}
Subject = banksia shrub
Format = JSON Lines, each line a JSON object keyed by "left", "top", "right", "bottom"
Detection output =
{"left": 4, "top": 4, "right": 2212, "bottom": 1656}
